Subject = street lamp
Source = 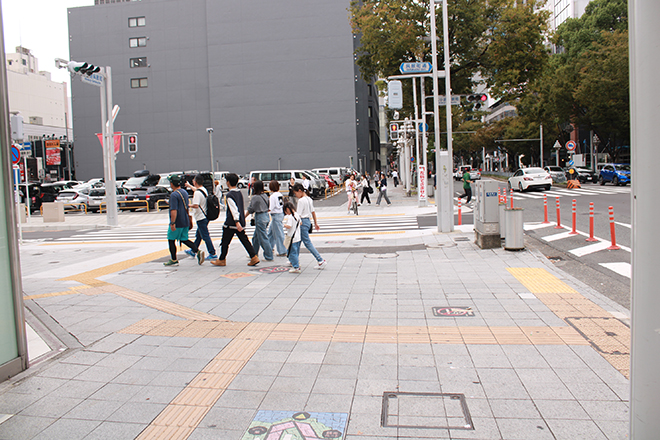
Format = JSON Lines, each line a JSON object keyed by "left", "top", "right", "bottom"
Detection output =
{"left": 206, "top": 128, "right": 214, "bottom": 173}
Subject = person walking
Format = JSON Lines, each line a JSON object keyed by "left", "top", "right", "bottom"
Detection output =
{"left": 211, "top": 173, "right": 259, "bottom": 267}
{"left": 267, "top": 180, "right": 287, "bottom": 257}
{"left": 392, "top": 169, "right": 399, "bottom": 187}
{"left": 375, "top": 173, "right": 392, "bottom": 206}
{"left": 185, "top": 174, "right": 217, "bottom": 260}
{"left": 164, "top": 175, "right": 205, "bottom": 266}
{"left": 292, "top": 183, "right": 327, "bottom": 269}
{"left": 345, "top": 174, "right": 359, "bottom": 214}
{"left": 360, "top": 173, "right": 372, "bottom": 205}
{"left": 459, "top": 168, "right": 473, "bottom": 203}
{"left": 282, "top": 201, "right": 302, "bottom": 273}
{"left": 247, "top": 180, "right": 273, "bottom": 261}
{"left": 301, "top": 174, "right": 310, "bottom": 193}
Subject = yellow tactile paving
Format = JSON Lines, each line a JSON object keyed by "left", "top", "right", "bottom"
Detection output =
{"left": 114, "top": 289, "right": 225, "bottom": 322}
{"left": 507, "top": 267, "right": 578, "bottom": 294}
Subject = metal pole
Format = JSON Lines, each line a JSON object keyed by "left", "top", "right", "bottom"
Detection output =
{"left": 590, "top": 130, "right": 594, "bottom": 171}
{"left": 540, "top": 124, "right": 544, "bottom": 168}
{"left": 103, "top": 67, "right": 118, "bottom": 227}
{"left": 412, "top": 77, "right": 421, "bottom": 201}
{"left": 437, "top": 0, "right": 453, "bottom": 231}
{"left": 207, "top": 129, "right": 214, "bottom": 172}
{"left": 629, "top": 2, "right": 660, "bottom": 437}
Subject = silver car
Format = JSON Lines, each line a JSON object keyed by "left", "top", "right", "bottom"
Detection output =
{"left": 87, "top": 187, "right": 130, "bottom": 212}
{"left": 56, "top": 188, "right": 92, "bottom": 211}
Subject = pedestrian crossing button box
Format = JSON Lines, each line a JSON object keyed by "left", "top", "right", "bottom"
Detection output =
{"left": 474, "top": 180, "right": 500, "bottom": 249}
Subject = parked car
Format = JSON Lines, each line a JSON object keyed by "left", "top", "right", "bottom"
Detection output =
{"left": 566, "top": 167, "right": 597, "bottom": 183}
{"left": 119, "top": 186, "right": 171, "bottom": 210}
{"left": 543, "top": 166, "right": 567, "bottom": 184}
{"left": 312, "top": 167, "right": 348, "bottom": 185}
{"left": 599, "top": 163, "right": 630, "bottom": 186}
{"left": 454, "top": 165, "right": 480, "bottom": 181}
{"left": 87, "top": 187, "right": 130, "bottom": 213}
{"left": 181, "top": 172, "right": 214, "bottom": 197}
{"left": 123, "top": 171, "right": 160, "bottom": 190}
{"left": 249, "top": 170, "right": 325, "bottom": 198}
{"left": 508, "top": 167, "right": 552, "bottom": 192}
{"left": 56, "top": 188, "right": 92, "bottom": 211}
{"left": 40, "top": 182, "right": 75, "bottom": 203}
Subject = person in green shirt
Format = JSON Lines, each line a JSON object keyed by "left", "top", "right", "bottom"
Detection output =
{"left": 459, "top": 170, "right": 473, "bottom": 203}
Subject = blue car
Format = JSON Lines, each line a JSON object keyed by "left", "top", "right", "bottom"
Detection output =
{"left": 599, "top": 163, "right": 631, "bottom": 186}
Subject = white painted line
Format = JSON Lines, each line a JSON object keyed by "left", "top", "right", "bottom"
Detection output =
{"left": 543, "top": 230, "right": 575, "bottom": 242}
{"left": 600, "top": 262, "right": 631, "bottom": 279}
{"left": 518, "top": 293, "right": 537, "bottom": 299}
{"left": 615, "top": 221, "right": 631, "bottom": 229}
{"left": 569, "top": 241, "right": 611, "bottom": 257}
{"left": 524, "top": 223, "right": 556, "bottom": 231}
{"left": 607, "top": 311, "right": 630, "bottom": 321}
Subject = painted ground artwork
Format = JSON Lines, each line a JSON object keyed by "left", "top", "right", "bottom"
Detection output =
{"left": 241, "top": 411, "right": 348, "bottom": 440}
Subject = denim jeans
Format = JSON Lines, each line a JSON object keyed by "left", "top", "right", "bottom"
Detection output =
{"left": 193, "top": 218, "right": 215, "bottom": 255}
{"left": 252, "top": 212, "right": 273, "bottom": 260}
{"left": 300, "top": 218, "right": 322, "bottom": 263}
{"left": 288, "top": 241, "right": 301, "bottom": 269}
{"left": 268, "top": 212, "right": 286, "bottom": 255}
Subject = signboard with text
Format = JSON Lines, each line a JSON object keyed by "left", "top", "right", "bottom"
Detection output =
{"left": 418, "top": 165, "right": 427, "bottom": 200}
{"left": 45, "top": 140, "right": 61, "bottom": 166}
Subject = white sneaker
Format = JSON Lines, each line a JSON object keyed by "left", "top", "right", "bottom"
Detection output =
{"left": 289, "top": 268, "right": 301, "bottom": 274}
{"left": 314, "top": 260, "right": 327, "bottom": 270}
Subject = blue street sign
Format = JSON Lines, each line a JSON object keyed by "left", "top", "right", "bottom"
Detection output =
{"left": 399, "top": 62, "right": 432, "bottom": 74}
{"left": 419, "top": 122, "right": 429, "bottom": 132}
{"left": 411, "top": 157, "right": 415, "bottom": 162}
{"left": 568, "top": 159, "right": 574, "bottom": 166}
{"left": 11, "top": 145, "right": 20, "bottom": 164}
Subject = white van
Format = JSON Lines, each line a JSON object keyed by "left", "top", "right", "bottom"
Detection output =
{"left": 249, "top": 170, "right": 326, "bottom": 198}
{"left": 313, "top": 167, "right": 348, "bottom": 185}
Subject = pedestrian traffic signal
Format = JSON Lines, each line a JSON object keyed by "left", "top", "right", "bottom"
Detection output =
{"left": 67, "top": 61, "right": 101, "bottom": 76}
{"left": 466, "top": 94, "right": 488, "bottom": 109}
{"left": 128, "top": 135, "right": 138, "bottom": 153}
{"left": 389, "top": 123, "right": 399, "bottom": 141}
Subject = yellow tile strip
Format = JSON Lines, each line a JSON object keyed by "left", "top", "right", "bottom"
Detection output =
{"left": 508, "top": 267, "right": 629, "bottom": 378}
{"left": 136, "top": 322, "right": 275, "bottom": 440}
{"left": 114, "top": 289, "right": 226, "bottom": 322}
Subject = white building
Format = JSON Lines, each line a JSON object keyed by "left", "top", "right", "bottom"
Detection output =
{"left": 550, "top": 0, "right": 590, "bottom": 30}
{"left": 6, "top": 47, "right": 73, "bottom": 143}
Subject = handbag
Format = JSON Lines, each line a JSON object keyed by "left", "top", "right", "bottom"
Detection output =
{"left": 308, "top": 223, "right": 313, "bottom": 234}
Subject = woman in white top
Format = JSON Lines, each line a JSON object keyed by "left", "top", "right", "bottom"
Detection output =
{"left": 292, "top": 183, "right": 326, "bottom": 269}
{"left": 345, "top": 174, "right": 359, "bottom": 214}
{"left": 283, "top": 201, "right": 302, "bottom": 273}
{"left": 267, "top": 180, "right": 286, "bottom": 256}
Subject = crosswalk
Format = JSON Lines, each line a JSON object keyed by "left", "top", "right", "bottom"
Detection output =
{"left": 49, "top": 214, "right": 422, "bottom": 243}
{"left": 503, "top": 185, "right": 630, "bottom": 200}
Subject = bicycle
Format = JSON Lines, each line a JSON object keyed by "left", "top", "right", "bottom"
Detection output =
{"left": 351, "top": 191, "right": 359, "bottom": 215}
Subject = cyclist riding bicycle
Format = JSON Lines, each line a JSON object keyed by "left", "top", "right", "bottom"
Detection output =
{"left": 345, "top": 174, "right": 359, "bottom": 214}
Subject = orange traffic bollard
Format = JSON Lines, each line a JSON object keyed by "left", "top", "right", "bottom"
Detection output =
{"left": 586, "top": 202, "right": 598, "bottom": 242}
{"left": 543, "top": 194, "right": 550, "bottom": 224}
{"left": 458, "top": 198, "right": 462, "bottom": 225}
{"left": 555, "top": 197, "right": 562, "bottom": 229}
{"left": 509, "top": 188, "right": 513, "bottom": 209}
{"left": 607, "top": 206, "right": 620, "bottom": 250}
{"left": 569, "top": 199, "right": 578, "bottom": 235}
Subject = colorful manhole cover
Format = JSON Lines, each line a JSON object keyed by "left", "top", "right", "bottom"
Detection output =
{"left": 242, "top": 410, "right": 348, "bottom": 440}
{"left": 221, "top": 272, "right": 256, "bottom": 279}
{"left": 253, "top": 266, "right": 290, "bottom": 274}
{"left": 432, "top": 307, "right": 474, "bottom": 317}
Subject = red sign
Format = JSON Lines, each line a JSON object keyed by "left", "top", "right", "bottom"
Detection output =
{"left": 45, "top": 140, "right": 61, "bottom": 165}
{"left": 96, "top": 132, "right": 122, "bottom": 154}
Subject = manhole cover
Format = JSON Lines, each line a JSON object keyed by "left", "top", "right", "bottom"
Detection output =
{"left": 253, "top": 266, "right": 290, "bottom": 274}
{"left": 453, "top": 236, "right": 470, "bottom": 242}
{"left": 381, "top": 392, "right": 473, "bottom": 430}
{"left": 364, "top": 253, "right": 398, "bottom": 259}
{"left": 356, "top": 237, "right": 374, "bottom": 240}
{"left": 221, "top": 272, "right": 256, "bottom": 279}
{"left": 432, "top": 307, "right": 474, "bottom": 317}
{"left": 242, "top": 410, "right": 348, "bottom": 440}
{"left": 426, "top": 243, "right": 457, "bottom": 248}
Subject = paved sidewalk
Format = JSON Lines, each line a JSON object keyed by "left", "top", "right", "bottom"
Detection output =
{"left": 1, "top": 182, "right": 630, "bottom": 439}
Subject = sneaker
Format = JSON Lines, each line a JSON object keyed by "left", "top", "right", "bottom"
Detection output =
{"left": 206, "top": 254, "right": 218, "bottom": 260}
{"left": 163, "top": 259, "right": 179, "bottom": 267}
{"left": 289, "top": 268, "right": 301, "bottom": 274}
{"left": 248, "top": 255, "right": 260, "bottom": 266}
{"left": 196, "top": 250, "right": 205, "bottom": 265}
{"left": 314, "top": 260, "right": 327, "bottom": 270}
{"left": 184, "top": 249, "right": 195, "bottom": 258}
{"left": 211, "top": 259, "right": 226, "bottom": 266}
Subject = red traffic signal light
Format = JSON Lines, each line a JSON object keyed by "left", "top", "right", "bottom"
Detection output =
{"left": 128, "top": 135, "right": 138, "bottom": 153}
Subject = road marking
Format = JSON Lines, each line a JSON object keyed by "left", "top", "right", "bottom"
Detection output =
{"left": 615, "top": 221, "right": 631, "bottom": 229}
{"left": 569, "top": 241, "right": 612, "bottom": 257}
{"left": 543, "top": 230, "right": 576, "bottom": 242}
{"left": 523, "top": 222, "right": 555, "bottom": 231}
{"left": 599, "top": 262, "right": 631, "bottom": 279}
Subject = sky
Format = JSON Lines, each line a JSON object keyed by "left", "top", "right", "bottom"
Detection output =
{"left": 2, "top": 0, "right": 94, "bottom": 86}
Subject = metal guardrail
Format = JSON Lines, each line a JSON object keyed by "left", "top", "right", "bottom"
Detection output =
{"left": 117, "top": 200, "right": 150, "bottom": 212}
{"left": 324, "top": 185, "right": 343, "bottom": 199}
{"left": 156, "top": 199, "right": 170, "bottom": 211}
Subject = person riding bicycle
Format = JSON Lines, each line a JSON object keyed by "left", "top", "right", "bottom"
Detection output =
{"left": 345, "top": 174, "right": 359, "bottom": 214}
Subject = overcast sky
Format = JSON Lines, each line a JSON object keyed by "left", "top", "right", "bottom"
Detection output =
{"left": 2, "top": 0, "right": 93, "bottom": 85}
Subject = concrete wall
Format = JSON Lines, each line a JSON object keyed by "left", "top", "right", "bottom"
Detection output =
{"left": 69, "top": 0, "right": 372, "bottom": 180}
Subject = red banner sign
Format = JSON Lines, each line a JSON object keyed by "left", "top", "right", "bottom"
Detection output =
{"left": 45, "top": 140, "right": 61, "bottom": 166}
{"left": 96, "top": 132, "right": 122, "bottom": 154}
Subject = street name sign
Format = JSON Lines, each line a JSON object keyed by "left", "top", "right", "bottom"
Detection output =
{"left": 399, "top": 62, "right": 433, "bottom": 74}
{"left": 438, "top": 95, "right": 461, "bottom": 106}
{"left": 81, "top": 72, "right": 104, "bottom": 87}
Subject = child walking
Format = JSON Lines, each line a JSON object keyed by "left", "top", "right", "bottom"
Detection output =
{"left": 282, "top": 202, "right": 302, "bottom": 273}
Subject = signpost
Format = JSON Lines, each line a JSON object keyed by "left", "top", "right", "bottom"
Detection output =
{"left": 438, "top": 95, "right": 461, "bottom": 106}
{"left": 10, "top": 145, "right": 19, "bottom": 165}
{"left": 399, "top": 62, "right": 432, "bottom": 74}
{"left": 566, "top": 140, "right": 577, "bottom": 152}
{"left": 418, "top": 165, "right": 427, "bottom": 202}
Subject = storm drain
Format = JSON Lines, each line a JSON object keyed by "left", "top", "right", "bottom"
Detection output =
{"left": 426, "top": 243, "right": 457, "bottom": 249}
{"left": 381, "top": 392, "right": 474, "bottom": 430}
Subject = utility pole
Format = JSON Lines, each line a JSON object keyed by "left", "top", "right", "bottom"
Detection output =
{"left": 206, "top": 128, "right": 214, "bottom": 173}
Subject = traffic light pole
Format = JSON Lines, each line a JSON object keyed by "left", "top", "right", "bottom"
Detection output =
{"left": 99, "top": 67, "right": 118, "bottom": 227}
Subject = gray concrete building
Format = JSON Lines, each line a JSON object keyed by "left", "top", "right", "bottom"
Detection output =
{"left": 68, "top": 0, "right": 380, "bottom": 180}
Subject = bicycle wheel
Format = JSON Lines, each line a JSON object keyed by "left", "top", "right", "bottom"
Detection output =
{"left": 353, "top": 199, "right": 358, "bottom": 215}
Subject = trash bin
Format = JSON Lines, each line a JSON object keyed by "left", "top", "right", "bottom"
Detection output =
{"left": 42, "top": 202, "right": 65, "bottom": 223}
{"left": 499, "top": 203, "right": 507, "bottom": 241}
{"left": 504, "top": 207, "right": 524, "bottom": 251}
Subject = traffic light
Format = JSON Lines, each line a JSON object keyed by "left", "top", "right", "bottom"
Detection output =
{"left": 67, "top": 61, "right": 101, "bottom": 76}
{"left": 389, "top": 123, "right": 399, "bottom": 141}
{"left": 466, "top": 94, "right": 488, "bottom": 109}
{"left": 128, "top": 135, "right": 138, "bottom": 153}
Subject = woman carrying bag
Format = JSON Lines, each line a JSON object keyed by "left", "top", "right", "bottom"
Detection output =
{"left": 246, "top": 180, "right": 273, "bottom": 261}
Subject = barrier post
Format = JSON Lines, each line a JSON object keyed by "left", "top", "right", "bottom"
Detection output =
{"left": 509, "top": 188, "right": 513, "bottom": 209}
{"left": 586, "top": 202, "right": 598, "bottom": 242}
{"left": 555, "top": 197, "right": 562, "bottom": 229}
{"left": 502, "top": 189, "right": 507, "bottom": 205}
{"left": 569, "top": 199, "right": 578, "bottom": 235}
{"left": 542, "top": 194, "right": 550, "bottom": 223}
{"left": 458, "top": 198, "right": 462, "bottom": 225}
{"left": 498, "top": 187, "right": 502, "bottom": 203}
{"left": 607, "top": 206, "right": 620, "bottom": 250}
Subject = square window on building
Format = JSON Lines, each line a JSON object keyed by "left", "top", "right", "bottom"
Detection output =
{"left": 129, "top": 37, "right": 147, "bottom": 48}
{"left": 128, "top": 16, "right": 146, "bottom": 27}
{"left": 130, "top": 57, "right": 147, "bottom": 68}
{"left": 131, "top": 77, "right": 148, "bottom": 88}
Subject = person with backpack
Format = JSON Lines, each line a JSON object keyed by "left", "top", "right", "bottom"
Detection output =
{"left": 186, "top": 174, "right": 217, "bottom": 260}
{"left": 164, "top": 175, "right": 204, "bottom": 266}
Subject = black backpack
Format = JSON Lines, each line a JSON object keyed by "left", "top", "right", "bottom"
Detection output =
{"left": 200, "top": 187, "right": 220, "bottom": 221}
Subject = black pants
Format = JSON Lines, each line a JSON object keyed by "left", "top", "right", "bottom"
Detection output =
{"left": 219, "top": 226, "right": 257, "bottom": 260}
{"left": 361, "top": 189, "right": 371, "bottom": 204}
{"left": 459, "top": 187, "right": 472, "bottom": 203}
{"left": 169, "top": 239, "right": 198, "bottom": 261}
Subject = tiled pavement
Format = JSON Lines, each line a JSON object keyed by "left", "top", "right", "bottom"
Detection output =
{"left": 1, "top": 185, "right": 630, "bottom": 439}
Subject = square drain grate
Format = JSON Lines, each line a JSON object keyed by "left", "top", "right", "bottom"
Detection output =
{"left": 381, "top": 392, "right": 474, "bottom": 430}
